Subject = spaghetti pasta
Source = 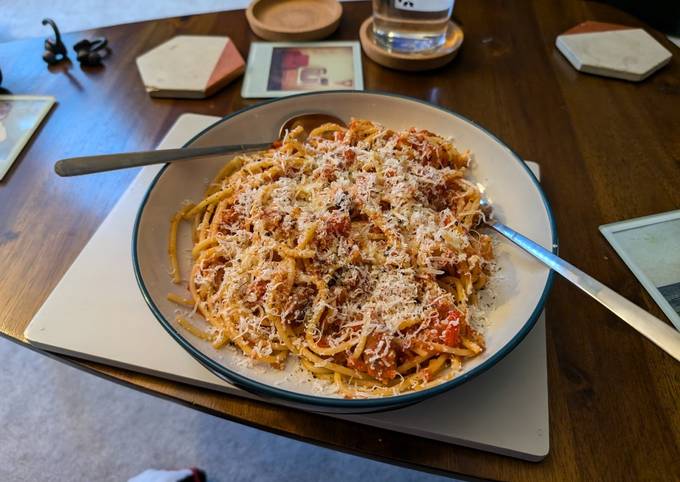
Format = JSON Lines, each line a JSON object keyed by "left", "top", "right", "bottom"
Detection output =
{"left": 168, "top": 119, "right": 494, "bottom": 398}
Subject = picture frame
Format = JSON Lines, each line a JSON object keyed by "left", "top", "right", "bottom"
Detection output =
{"left": 600, "top": 210, "right": 680, "bottom": 330}
{"left": 242, "top": 41, "right": 363, "bottom": 98}
{"left": 0, "top": 95, "right": 55, "bottom": 180}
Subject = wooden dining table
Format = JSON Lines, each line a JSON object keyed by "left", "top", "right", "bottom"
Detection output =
{"left": 1, "top": 1, "right": 678, "bottom": 480}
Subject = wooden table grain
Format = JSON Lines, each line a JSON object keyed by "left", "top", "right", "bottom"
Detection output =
{"left": 1, "top": 2, "right": 678, "bottom": 480}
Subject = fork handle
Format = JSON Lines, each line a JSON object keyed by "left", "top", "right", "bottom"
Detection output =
{"left": 490, "top": 221, "right": 680, "bottom": 362}
{"left": 54, "top": 142, "right": 272, "bottom": 177}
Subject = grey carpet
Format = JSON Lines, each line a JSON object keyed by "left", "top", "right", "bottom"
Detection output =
{"left": 0, "top": 338, "right": 453, "bottom": 481}
{"left": 0, "top": 0, "right": 364, "bottom": 43}
{"left": 0, "top": 1, "right": 248, "bottom": 42}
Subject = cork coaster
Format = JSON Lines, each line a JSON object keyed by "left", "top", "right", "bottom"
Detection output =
{"left": 359, "top": 17, "right": 463, "bottom": 72}
{"left": 246, "top": 0, "right": 342, "bottom": 41}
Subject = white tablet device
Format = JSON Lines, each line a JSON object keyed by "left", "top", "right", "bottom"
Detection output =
{"left": 600, "top": 210, "right": 680, "bottom": 330}
{"left": 242, "top": 41, "right": 363, "bottom": 98}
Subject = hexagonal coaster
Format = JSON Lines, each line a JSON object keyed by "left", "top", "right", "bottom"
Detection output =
{"left": 556, "top": 21, "right": 672, "bottom": 81}
{"left": 136, "top": 35, "right": 245, "bottom": 98}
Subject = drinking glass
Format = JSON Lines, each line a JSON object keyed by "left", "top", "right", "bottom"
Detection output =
{"left": 372, "top": 0, "right": 455, "bottom": 53}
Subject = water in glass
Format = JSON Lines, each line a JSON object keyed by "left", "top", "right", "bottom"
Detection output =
{"left": 372, "top": 0, "right": 454, "bottom": 53}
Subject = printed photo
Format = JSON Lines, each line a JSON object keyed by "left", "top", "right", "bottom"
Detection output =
{"left": 0, "top": 95, "right": 54, "bottom": 180}
{"left": 241, "top": 42, "right": 362, "bottom": 99}
{"left": 267, "top": 46, "right": 356, "bottom": 92}
{"left": 615, "top": 217, "right": 680, "bottom": 316}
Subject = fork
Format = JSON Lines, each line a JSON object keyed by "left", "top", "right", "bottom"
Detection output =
{"left": 480, "top": 198, "right": 680, "bottom": 362}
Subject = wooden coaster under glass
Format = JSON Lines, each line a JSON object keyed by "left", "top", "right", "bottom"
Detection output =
{"left": 359, "top": 17, "right": 463, "bottom": 71}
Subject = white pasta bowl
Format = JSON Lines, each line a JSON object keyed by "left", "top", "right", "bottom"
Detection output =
{"left": 133, "top": 91, "right": 557, "bottom": 413}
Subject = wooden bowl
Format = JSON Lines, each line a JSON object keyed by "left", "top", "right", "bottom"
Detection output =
{"left": 246, "top": 0, "right": 342, "bottom": 41}
{"left": 360, "top": 17, "right": 464, "bottom": 71}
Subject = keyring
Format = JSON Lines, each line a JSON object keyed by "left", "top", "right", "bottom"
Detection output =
{"left": 73, "top": 37, "right": 111, "bottom": 66}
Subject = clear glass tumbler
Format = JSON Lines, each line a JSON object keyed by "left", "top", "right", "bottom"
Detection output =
{"left": 372, "top": 0, "right": 455, "bottom": 53}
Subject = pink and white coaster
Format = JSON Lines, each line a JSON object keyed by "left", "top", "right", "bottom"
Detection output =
{"left": 556, "top": 21, "right": 672, "bottom": 81}
{"left": 136, "top": 35, "right": 245, "bottom": 98}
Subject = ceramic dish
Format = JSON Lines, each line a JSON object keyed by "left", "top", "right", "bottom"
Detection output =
{"left": 133, "top": 91, "right": 557, "bottom": 413}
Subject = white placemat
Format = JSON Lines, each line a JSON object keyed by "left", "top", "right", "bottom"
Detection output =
{"left": 25, "top": 113, "right": 549, "bottom": 461}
